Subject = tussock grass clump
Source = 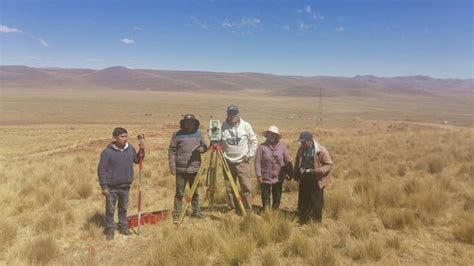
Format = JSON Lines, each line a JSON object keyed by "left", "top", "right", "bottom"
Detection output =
{"left": 325, "top": 188, "right": 356, "bottom": 220}
{"left": 456, "top": 163, "right": 474, "bottom": 179}
{"left": 260, "top": 246, "right": 280, "bottom": 266}
{"left": 18, "top": 183, "right": 36, "bottom": 197}
{"left": 219, "top": 216, "right": 241, "bottom": 236}
{"left": 26, "top": 235, "right": 60, "bottom": 265}
{"left": 83, "top": 210, "right": 104, "bottom": 240}
{"left": 76, "top": 178, "right": 93, "bottom": 198}
{"left": 341, "top": 211, "right": 371, "bottom": 238}
{"left": 387, "top": 235, "right": 401, "bottom": 250}
{"left": 240, "top": 211, "right": 294, "bottom": 246}
{"left": 463, "top": 194, "right": 474, "bottom": 211}
{"left": 36, "top": 188, "right": 53, "bottom": 205}
{"left": 282, "top": 231, "right": 311, "bottom": 258}
{"left": 350, "top": 235, "right": 386, "bottom": 262}
{"left": 347, "top": 167, "right": 363, "bottom": 179}
{"left": 378, "top": 207, "right": 416, "bottom": 230}
{"left": 223, "top": 236, "right": 255, "bottom": 265}
{"left": 35, "top": 213, "right": 62, "bottom": 233}
{"left": 403, "top": 177, "right": 422, "bottom": 196}
{"left": 241, "top": 214, "right": 273, "bottom": 247}
{"left": 0, "top": 221, "right": 17, "bottom": 253}
{"left": 409, "top": 182, "right": 448, "bottom": 225}
{"left": 427, "top": 156, "right": 444, "bottom": 174}
{"left": 354, "top": 177, "right": 383, "bottom": 210}
{"left": 397, "top": 163, "right": 407, "bottom": 177}
{"left": 273, "top": 217, "right": 293, "bottom": 243}
{"left": 309, "top": 244, "right": 338, "bottom": 266}
{"left": 261, "top": 209, "right": 294, "bottom": 242}
{"left": 49, "top": 196, "right": 69, "bottom": 214}
{"left": 452, "top": 213, "right": 474, "bottom": 244}
{"left": 149, "top": 229, "right": 219, "bottom": 265}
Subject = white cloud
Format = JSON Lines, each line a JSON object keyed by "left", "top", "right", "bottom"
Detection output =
{"left": 221, "top": 18, "right": 233, "bottom": 28}
{"left": 299, "top": 5, "right": 324, "bottom": 20}
{"left": 282, "top": 25, "right": 291, "bottom": 31}
{"left": 221, "top": 17, "right": 261, "bottom": 29}
{"left": 120, "top": 38, "right": 135, "bottom": 44}
{"left": 298, "top": 21, "right": 310, "bottom": 30}
{"left": 38, "top": 38, "right": 48, "bottom": 47}
{"left": 32, "top": 37, "right": 49, "bottom": 47}
{"left": 133, "top": 26, "right": 142, "bottom": 31}
{"left": 191, "top": 17, "right": 208, "bottom": 30}
{"left": 240, "top": 17, "right": 260, "bottom": 28}
{"left": 335, "top": 26, "right": 344, "bottom": 32}
{"left": 312, "top": 13, "right": 324, "bottom": 20}
{"left": 0, "top": 25, "right": 23, "bottom": 33}
{"left": 26, "top": 55, "right": 39, "bottom": 60}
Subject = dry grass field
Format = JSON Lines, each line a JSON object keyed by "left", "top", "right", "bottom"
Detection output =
{"left": 0, "top": 88, "right": 473, "bottom": 265}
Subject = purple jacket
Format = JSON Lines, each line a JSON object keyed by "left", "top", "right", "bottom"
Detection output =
{"left": 255, "top": 141, "right": 292, "bottom": 184}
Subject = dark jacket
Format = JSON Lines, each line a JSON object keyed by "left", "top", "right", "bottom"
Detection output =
{"left": 97, "top": 142, "right": 139, "bottom": 189}
{"left": 168, "top": 129, "right": 208, "bottom": 174}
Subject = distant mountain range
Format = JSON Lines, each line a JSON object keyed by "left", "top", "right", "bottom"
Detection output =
{"left": 1, "top": 65, "right": 472, "bottom": 98}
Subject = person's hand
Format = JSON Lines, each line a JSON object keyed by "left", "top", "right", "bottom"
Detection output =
{"left": 198, "top": 146, "right": 205, "bottom": 153}
{"left": 318, "top": 180, "right": 324, "bottom": 189}
{"left": 293, "top": 173, "right": 300, "bottom": 181}
{"left": 101, "top": 188, "right": 109, "bottom": 197}
{"left": 170, "top": 168, "right": 176, "bottom": 176}
{"left": 257, "top": 176, "right": 263, "bottom": 184}
{"left": 242, "top": 155, "right": 249, "bottom": 163}
{"left": 284, "top": 174, "right": 292, "bottom": 181}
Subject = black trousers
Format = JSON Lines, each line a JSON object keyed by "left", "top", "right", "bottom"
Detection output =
{"left": 260, "top": 181, "right": 283, "bottom": 210}
{"left": 297, "top": 177, "right": 324, "bottom": 223}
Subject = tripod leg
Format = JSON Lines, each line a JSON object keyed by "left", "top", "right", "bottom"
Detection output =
{"left": 217, "top": 150, "right": 247, "bottom": 216}
{"left": 176, "top": 154, "right": 209, "bottom": 226}
{"left": 207, "top": 150, "right": 218, "bottom": 211}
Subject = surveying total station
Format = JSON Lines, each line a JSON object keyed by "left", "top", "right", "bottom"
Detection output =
{"left": 176, "top": 120, "right": 247, "bottom": 226}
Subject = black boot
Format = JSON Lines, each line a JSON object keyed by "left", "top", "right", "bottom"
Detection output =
{"left": 119, "top": 227, "right": 133, "bottom": 236}
{"left": 105, "top": 230, "right": 114, "bottom": 240}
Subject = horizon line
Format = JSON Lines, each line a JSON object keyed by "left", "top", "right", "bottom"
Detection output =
{"left": 1, "top": 64, "right": 472, "bottom": 81}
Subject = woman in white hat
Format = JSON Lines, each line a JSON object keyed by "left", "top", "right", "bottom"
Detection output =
{"left": 254, "top": 125, "right": 293, "bottom": 210}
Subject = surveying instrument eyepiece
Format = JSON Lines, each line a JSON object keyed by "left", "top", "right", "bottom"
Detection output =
{"left": 176, "top": 119, "right": 247, "bottom": 226}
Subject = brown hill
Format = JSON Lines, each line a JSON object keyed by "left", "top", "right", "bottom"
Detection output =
{"left": 0, "top": 65, "right": 471, "bottom": 98}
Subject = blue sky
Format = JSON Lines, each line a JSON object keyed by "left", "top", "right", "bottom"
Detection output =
{"left": 1, "top": 0, "right": 472, "bottom": 78}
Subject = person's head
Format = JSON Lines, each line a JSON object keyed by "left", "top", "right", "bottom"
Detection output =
{"left": 263, "top": 125, "right": 281, "bottom": 143}
{"left": 297, "top": 131, "right": 313, "bottom": 148}
{"left": 226, "top": 105, "right": 240, "bottom": 124}
{"left": 180, "top": 114, "right": 200, "bottom": 132}
{"left": 112, "top": 127, "right": 128, "bottom": 147}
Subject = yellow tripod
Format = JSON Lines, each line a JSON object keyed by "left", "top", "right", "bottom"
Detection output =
{"left": 176, "top": 143, "right": 247, "bottom": 226}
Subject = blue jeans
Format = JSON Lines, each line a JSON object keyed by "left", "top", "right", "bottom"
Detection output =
{"left": 105, "top": 187, "right": 130, "bottom": 231}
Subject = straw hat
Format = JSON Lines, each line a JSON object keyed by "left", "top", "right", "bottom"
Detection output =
{"left": 263, "top": 125, "right": 281, "bottom": 138}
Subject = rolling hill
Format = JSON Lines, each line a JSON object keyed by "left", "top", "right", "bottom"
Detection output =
{"left": 0, "top": 65, "right": 472, "bottom": 99}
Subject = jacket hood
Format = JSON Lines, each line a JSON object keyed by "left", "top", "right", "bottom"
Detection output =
{"left": 108, "top": 142, "right": 129, "bottom": 151}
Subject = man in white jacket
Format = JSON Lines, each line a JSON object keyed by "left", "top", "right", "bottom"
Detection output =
{"left": 221, "top": 105, "right": 258, "bottom": 213}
